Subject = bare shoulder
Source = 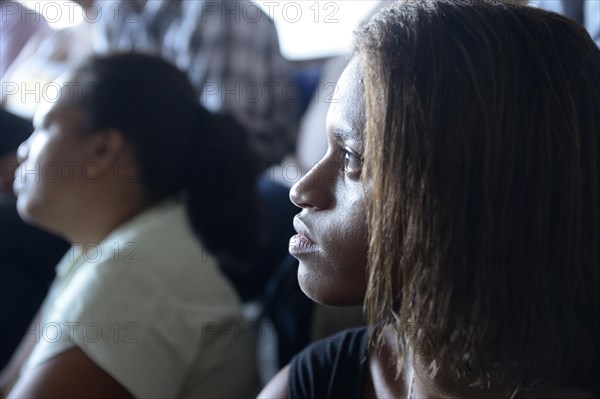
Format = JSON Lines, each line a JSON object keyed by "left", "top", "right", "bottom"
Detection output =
{"left": 257, "top": 364, "right": 291, "bottom": 399}
{"left": 7, "top": 346, "right": 133, "bottom": 399}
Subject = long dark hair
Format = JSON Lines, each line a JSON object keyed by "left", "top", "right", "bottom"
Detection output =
{"left": 70, "top": 53, "right": 260, "bottom": 263}
{"left": 359, "top": 0, "right": 600, "bottom": 391}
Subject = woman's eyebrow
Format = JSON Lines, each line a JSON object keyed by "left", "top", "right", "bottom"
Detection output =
{"left": 331, "top": 126, "right": 359, "bottom": 142}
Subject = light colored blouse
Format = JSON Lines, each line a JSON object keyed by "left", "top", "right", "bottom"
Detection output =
{"left": 22, "top": 199, "right": 259, "bottom": 398}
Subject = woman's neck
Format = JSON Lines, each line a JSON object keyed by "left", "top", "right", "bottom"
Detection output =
{"left": 67, "top": 191, "right": 155, "bottom": 247}
{"left": 368, "top": 324, "right": 595, "bottom": 399}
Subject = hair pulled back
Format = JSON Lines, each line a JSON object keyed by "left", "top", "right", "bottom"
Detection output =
{"left": 71, "top": 53, "right": 260, "bottom": 262}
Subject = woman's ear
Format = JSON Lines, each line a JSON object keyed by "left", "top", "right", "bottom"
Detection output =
{"left": 87, "top": 128, "right": 128, "bottom": 170}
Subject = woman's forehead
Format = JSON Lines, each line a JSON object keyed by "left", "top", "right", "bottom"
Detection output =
{"left": 327, "top": 59, "right": 366, "bottom": 140}
{"left": 335, "top": 59, "right": 364, "bottom": 105}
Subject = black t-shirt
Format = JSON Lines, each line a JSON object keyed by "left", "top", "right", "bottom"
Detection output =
{"left": 289, "top": 327, "right": 369, "bottom": 399}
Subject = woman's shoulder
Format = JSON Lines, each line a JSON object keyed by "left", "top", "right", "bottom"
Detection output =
{"left": 89, "top": 199, "right": 235, "bottom": 297}
{"left": 53, "top": 200, "right": 242, "bottom": 323}
{"left": 298, "top": 326, "right": 369, "bottom": 361}
{"left": 288, "top": 326, "right": 369, "bottom": 399}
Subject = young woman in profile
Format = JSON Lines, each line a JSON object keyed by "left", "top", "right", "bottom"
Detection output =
{"left": 260, "top": 1, "right": 600, "bottom": 398}
{"left": 0, "top": 53, "right": 260, "bottom": 398}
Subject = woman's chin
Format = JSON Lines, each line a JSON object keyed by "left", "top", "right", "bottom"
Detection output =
{"left": 15, "top": 196, "right": 51, "bottom": 232}
{"left": 297, "top": 265, "right": 365, "bottom": 307}
{"left": 15, "top": 195, "right": 34, "bottom": 220}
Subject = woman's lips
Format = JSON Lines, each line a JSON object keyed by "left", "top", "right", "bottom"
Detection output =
{"left": 289, "top": 233, "right": 319, "bottom": 254}
{"left": 12, "top": 167, "right": 23, "bottom": 194}
{"left": 290, "top": 217, "right": 319, "bottom": 255}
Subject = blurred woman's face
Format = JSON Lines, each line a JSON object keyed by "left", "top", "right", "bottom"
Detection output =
{"left": 289, "top": 59, "right": 369, "bottom": 306}
{"left": 13, "top": 88, "right": 95, "bottom": 234}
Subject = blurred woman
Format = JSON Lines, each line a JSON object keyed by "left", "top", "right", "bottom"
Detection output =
{"left": 1, "top": 53, "right": 260, "bottom": 398}
{"left": 260, "top": 0, "right": 600, "bottom": 397}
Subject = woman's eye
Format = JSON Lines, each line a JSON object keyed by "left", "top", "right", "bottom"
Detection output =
{"left": 344, "top": 150, "right": 362, "bottom": 178}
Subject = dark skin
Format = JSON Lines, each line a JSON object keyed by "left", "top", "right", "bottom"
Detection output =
{"left": 259, "top": 59, "right": 408, "bottom": 399}
{"left": 286, "top": 60, "right": 369, "bottom": 307}
{"left": 259, "top": 59, "right": 597, "bottom": 399}
{"left": 7, "top": 347, "right": 132, "bottom": 398}
{"left": 1, "top": 78, "right": 151, "bottom": 398}
{"left": 0, "top": 313, "right": 131, "bottom": 398}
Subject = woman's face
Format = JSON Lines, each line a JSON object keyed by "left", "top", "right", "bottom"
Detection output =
{"left": 13, "top": 88, "right": 95, "bottom": 234}
{"left": 289, "top": 59, "right": 369, "bottom": 306}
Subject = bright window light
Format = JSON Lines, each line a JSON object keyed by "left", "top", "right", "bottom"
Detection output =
{"left": 22, "top": 1, "right": 84, "bottom": 30}
{"left": 20, "top": 1, "right": 380, "bottom": 58}
{"left": 255, "top": 1, "right": 381, "bottom": 60}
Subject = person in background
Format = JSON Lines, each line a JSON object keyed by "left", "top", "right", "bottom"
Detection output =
{"left": 83, "top": 0, "right": 298, "bottom": 168}
{"left": 1, "top": 2, "right": 297, "bottom": 371}
{"left": 0, "top": 0, "right": 48, "bottom": 78}
{"left": 1, "top": 3, "right": 94, "bottom": 118}
{"left": 4, "top": 0, "right": 298, "bottom": 167}
{"left": 1, "top": 53, "right": 260, "bottom": 398}
{"left": 260, "top": 0, "right": 600, "bottom": 397}
{"left": 0, "top": 108, "right": 70, "bottom": 370}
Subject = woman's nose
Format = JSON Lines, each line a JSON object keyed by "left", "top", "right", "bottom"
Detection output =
{"left": 289, "top": 159, "right": 333, "bottom": 210}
